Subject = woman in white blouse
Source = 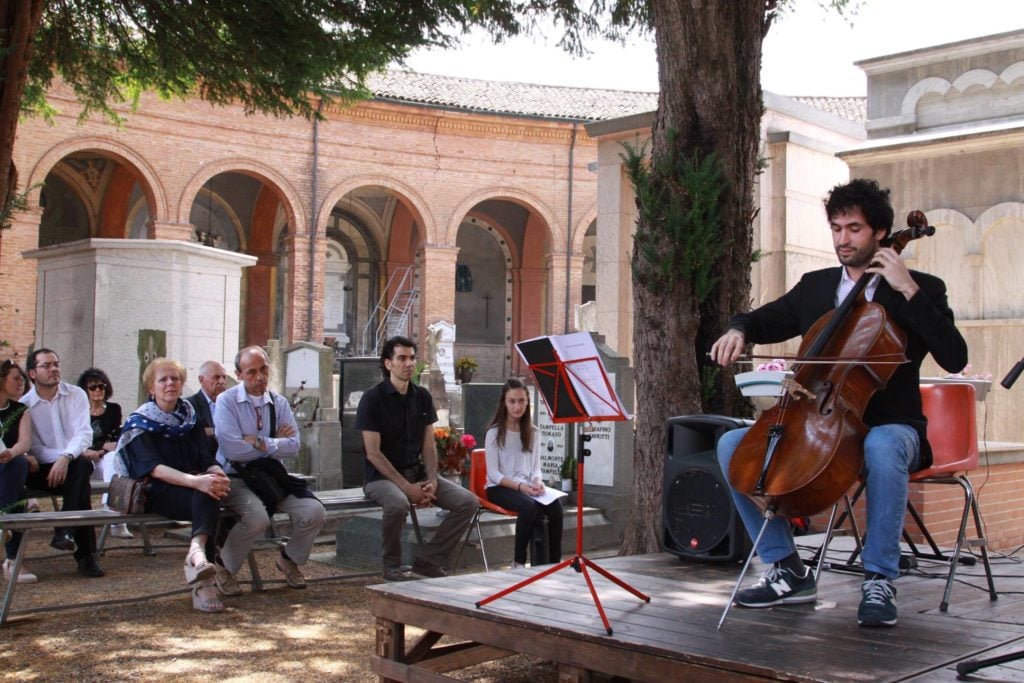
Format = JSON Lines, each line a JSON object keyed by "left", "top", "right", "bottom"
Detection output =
{"left": 484, "top": 378, "right": 563, "bottom": 568}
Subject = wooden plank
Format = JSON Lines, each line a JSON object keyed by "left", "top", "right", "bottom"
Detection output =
{"left": 369, "top": 557, "right": 1024, "bottom": 683}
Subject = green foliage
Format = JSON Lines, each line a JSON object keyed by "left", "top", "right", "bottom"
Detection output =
{"left": 621, "top": 133, "right": 727, "bottom": 302}
{"left": 20, "top": 1, "right": 527, "bottom": 124}
{"left": 411, "top": 361, "right": 428, "bottom": 385}
{"left": 0, "top": 184, "right": 38, "bottom": 232}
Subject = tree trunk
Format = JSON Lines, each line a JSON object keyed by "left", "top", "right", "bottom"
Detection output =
{"left": 621, "top": 0, "right": 767, "bottom": 555}
{"left": 0, "top": 0, "right": 45, "bottom": 220}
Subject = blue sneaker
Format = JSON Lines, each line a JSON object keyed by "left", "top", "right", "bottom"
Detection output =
{"left": 735, "top": 565, "right": 817, "bottom": 608}
{"left": 858, "top": 576, "right": 898, "bottom": 627}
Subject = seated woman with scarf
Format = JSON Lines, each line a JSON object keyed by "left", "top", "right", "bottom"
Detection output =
{"left": 118, "top": 358, "right": 231, "bottom": 612}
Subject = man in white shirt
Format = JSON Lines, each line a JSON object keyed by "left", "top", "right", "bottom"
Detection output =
{"left": 212, "top": 346, "right": 325, "bottom": 596}
{"left": 22, "top": 349, "right": 104, "bottom": 577}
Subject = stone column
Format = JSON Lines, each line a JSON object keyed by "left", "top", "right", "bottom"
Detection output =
{"left": 281, "top": 234, "right": 313, "bottom": 344}
{"left": 418, "top": 245, "right": 459, "bottom": 333}
{"left": 145, "top": 220, "right": 194, "bottom": 241}
{"left": 546, "top": 251, "right": 568, "bottom": 335}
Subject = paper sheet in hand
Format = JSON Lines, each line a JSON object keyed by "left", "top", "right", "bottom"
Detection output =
{"left": 530, "top": 485, "right": 569, "bottom": 506}
{"left": 515, "top": 332, "right": 629, "bottom": 421}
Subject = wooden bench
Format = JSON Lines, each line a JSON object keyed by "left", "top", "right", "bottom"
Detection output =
{"left": 0, "top": 487, "right": 422, "bottom": 625}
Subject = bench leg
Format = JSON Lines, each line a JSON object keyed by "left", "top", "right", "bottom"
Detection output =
{"left": 409, "top": 507, "right": 424, "bottom": 546}
{"left": 97, "top": 524, "right": 110, "bottom": 555}
{"left": 247, "top": 550, "right": 264, "bottom": 592}
{"left": 0, "top": 532, "right": 28, "bottom": 626}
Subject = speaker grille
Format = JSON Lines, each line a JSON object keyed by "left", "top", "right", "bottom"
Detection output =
{"left": 664, "top": 466, "right": 733, "bottom": 554}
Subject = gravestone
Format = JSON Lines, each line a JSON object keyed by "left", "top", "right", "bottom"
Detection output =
{"left": 284, "top": 342, "right": 341, "bottom": 488}
{"left": 427, "top": 320, "right": 457, "bottom": 391}
{"left": 534, "top": 388, "right": 568, "bottom": 484}
{"left": 338, "top": 357, "right": 383, "bottom": 487}
{"left": 460, "top": 382, "right": 503, "bottom": 450}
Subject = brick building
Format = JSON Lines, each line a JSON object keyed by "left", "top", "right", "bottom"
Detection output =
{"left": 1, "top": 71, "right": 657, "bottom": 384}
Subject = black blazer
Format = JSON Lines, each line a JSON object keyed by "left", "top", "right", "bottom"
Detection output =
{"left": 185, "top": 390, "right": 217, "bottom": 453}
{"left": 728, "top": 267, "right": 968, "bottom": 469}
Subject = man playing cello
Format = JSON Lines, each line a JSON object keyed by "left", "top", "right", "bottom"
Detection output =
{"left": 709, "top": 178, "right": 968, "bottom": 627}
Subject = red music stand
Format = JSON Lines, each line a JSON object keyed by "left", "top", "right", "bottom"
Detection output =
{"left": 474, "top": 334, "right": 650, "bottom": 635}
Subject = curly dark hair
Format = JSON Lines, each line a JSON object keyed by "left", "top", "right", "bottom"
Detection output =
{"left": 76, "top": 367, "right": 113, "bottom": 400}
{"left": 379, "top": 336, "right": 416, "bottom": 379}
{"left": 824, "top": 178, "right": 894, "bottom": 237}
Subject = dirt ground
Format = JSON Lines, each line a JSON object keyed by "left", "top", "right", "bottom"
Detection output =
{"left": 0, "top": 525, "right": 564, "bottom": 682}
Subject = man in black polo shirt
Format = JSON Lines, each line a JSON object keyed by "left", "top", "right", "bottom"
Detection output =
{"left": 357, "top": 336, "right": 478, "bottom": 581}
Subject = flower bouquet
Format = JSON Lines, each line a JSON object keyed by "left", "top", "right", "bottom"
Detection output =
{"left": 434, "top": 427, "right": 477, "bottom": 476}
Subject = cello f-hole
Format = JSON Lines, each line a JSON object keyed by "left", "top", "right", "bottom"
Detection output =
{"left": 818, "top": 381, "right": 834, "bottom": 416}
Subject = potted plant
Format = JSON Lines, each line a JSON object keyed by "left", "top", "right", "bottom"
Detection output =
{"left": 559, "top": 452, "right": 577, "bottom": 492}
{"left": 434, "top": 426, "right": 477, "bottom": 483}
{"left": 455, "top": 356, "right": 478, "bottom": 384}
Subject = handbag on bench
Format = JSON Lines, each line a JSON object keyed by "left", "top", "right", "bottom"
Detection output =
{"left": 107, "top": 475, "right": 149, "bottom": 514}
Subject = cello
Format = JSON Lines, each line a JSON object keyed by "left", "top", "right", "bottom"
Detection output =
{"left": 726, "top": 211, "right": 936, "bottom": 520}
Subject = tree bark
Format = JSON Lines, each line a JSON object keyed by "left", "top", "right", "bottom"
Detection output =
{"left": 621, "top": 0, "right": 766, "bottom": 555}
{"left": 0, "top": 0, "right": 45, "bottom": 219}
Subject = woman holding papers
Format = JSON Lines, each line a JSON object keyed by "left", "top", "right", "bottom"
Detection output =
{"left": 485, "top": 378, "right": 564, "bottom": 568}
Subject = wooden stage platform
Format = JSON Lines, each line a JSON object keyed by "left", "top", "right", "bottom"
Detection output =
{"left": 369, "top": 545, "right": 1024, "bottom": 682}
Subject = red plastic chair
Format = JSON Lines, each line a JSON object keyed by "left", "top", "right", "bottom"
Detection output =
{"left": 814, "top": 382, "right": 997, "bottom": 610}
{"left": 906, "top": 382, "right": 996, "bottom": 610}
{"left": 452, "top": 448, "right": 516, "bottom": 572}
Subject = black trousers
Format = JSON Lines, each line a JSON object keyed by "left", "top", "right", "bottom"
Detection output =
{"left": 25, "top": 457, "right": 96, "bottom": 560}
{"left": 486, "top": 486, "right": 563, "bottom": 565}
{"left": 146, "top": 482, "right": 221, "bottom": 559}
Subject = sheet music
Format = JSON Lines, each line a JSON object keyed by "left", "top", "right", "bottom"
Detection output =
{"left": 516, "top": 332, "right": 630, "bottom": 420}
{"left": 530, "top": 485, "right": 569, "bottom": 506}
{"left": 549, "top": 332, "right": 630, "bottom": 419}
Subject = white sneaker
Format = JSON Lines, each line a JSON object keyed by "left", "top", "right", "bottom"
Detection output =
{"left": 110, "top": 523, "right": 133, "bottom": 539}
{"left": 3, "top": 559, "right": 38, "bottom": 584}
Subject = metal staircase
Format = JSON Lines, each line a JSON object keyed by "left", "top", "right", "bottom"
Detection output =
{"left": 361, "top": 266, "right": 418, "bottom": 355}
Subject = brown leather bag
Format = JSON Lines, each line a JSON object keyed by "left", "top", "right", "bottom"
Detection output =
{"left": 107, "top": 475, "right": 149, "bottom": 514}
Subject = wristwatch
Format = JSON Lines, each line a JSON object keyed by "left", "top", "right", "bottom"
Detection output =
{"left": 61, "top": 453, "right": 74, "bottom": 462}
{"left": 256, "top": 436, "right": 265, "bottom": 450}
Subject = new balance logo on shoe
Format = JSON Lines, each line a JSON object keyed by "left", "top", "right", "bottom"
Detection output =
{"left": 735, "top": 565, "right": 817, "bottom": 608}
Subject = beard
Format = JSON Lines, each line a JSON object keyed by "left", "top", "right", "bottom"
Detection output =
{"left": 836, "top": 242, "right": 877, "bottom": 269}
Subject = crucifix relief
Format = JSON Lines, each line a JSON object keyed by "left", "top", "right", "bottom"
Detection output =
{"left": 483, "top": 292, "right": 492, "bottom": 328}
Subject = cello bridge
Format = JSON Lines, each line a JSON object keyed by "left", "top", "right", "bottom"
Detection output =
{"left": 782, "top": 378, "right": 816, "bottom": 402}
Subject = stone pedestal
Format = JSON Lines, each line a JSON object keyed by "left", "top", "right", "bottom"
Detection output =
{"left": 329, "top": 506, "right": 614, "bottom": 571}
{"left": 24, "top": 238, "right": 255, "bottom": 410}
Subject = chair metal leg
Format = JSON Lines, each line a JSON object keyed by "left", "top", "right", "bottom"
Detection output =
{"left": 449, "top": 508, "right": 487, "bottom": 574}
{"left": 969, "top": 486, "right": 998, "bottom": 602}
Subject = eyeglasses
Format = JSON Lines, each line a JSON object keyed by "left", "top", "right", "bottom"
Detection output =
{"left": 35, "top": 362, "right": 60, "bottom": 370}
{"left": 253, "top": 404, "right": 263, "bottom": 432}
{"left": 87, "top": 384, "right": 107, "bottom": 391}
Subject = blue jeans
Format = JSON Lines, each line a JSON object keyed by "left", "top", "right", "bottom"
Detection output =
{"left": 717, "top": 423, "right": 920, "bottom": 579}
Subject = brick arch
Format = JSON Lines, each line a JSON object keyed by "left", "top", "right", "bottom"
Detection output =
{"left": 445, "top": 188, "right": 561, "bottom": 248}
{"left": 316, "top": 175, "right": 434, "bottom": 243}
{"left": 572, "top": 204, "right": 598, "bottom": 255}
{"left": 27, "top": 136, "right": 166, "bottom": 222}
{"left": 178, "top": 158, "right": 305, "bottom": 235}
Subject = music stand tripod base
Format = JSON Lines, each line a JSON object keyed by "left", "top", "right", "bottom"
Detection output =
{"left": 474, "top": 429, "right": 650, "bottom": 635}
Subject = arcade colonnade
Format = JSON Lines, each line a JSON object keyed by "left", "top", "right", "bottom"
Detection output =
{"left": 1, "top": 77, "right": 605, "bottom": 380}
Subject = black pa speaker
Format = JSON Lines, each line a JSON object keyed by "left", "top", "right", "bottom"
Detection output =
{"left": 662, "top": 415, "right": 753, "bottom": 563}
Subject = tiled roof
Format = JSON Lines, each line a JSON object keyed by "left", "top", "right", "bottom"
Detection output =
{"left": 791, "top": 96, "right": 867, "bottom": 125}
{"left": 368, "top": 70, "right": 867, "bottom": 127}
{"left": 367, "top": 70, "right": 658, "bottom": 122}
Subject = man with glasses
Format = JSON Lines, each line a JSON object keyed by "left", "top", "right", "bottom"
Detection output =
{"left": 22, "top": 349, "right": 105, "bottom": 577}
{"left": 212, "top": 346, "right": 325, "bottom": 596}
